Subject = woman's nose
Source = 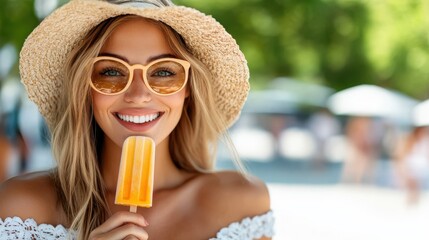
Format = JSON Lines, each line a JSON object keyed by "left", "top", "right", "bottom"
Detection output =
{"left": 123, "top": 69, "right": 152, "bottom": 103}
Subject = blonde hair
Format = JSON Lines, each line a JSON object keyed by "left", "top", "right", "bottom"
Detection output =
{"left": 50, "top": 13, "right": 243, "bottom": 240}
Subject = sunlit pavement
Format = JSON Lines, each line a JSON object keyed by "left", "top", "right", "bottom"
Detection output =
{"left": 269, "top": 184, "right": 428, "bottom": 240}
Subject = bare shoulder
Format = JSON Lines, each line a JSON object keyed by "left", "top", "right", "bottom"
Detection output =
{"left": 195, "top": 170, "right": 271, "bottom": 226}
{"left": 0, "top": 171, "right": 62, "bottom": 225}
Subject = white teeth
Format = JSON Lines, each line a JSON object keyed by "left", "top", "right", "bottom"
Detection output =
{"left": 117, "top": 113, "right": 159, "bottom": 124}
{"left": 132, "top": 116, "right": 139, "bottom": 123}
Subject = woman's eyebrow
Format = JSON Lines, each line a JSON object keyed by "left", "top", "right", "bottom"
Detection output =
{"left": 98, "top": 52, "right": 129, "bottom": 62}
{"left": 98, "top": 52, "right": 179, "bottom": 64}
{"left": 146, "top": 53, "right": 179, "bottom": 62}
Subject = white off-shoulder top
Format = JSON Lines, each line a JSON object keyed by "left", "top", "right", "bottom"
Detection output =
{"left": 0, "top": 211, "right": 274, "bottom": 240}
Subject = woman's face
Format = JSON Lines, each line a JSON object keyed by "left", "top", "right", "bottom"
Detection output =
{"left": 92, "top": 18, "right": 188, "bottom": 147}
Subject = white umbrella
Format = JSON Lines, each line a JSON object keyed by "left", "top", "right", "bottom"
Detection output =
{"left": 243, "top": 90, "right": 300, "bottom": 114}
{"left": 413, "top": 99, "right": 429, "bottom": 127}
{"left": 327, "top": 84, "right": 418, "bottom": 124}
{"left": 269, "top": 77, "right": 334, "bottom": 108}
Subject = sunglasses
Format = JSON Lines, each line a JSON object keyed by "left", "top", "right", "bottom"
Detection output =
{"left": 90, "top": 56, "right": 190, "bottom": 96}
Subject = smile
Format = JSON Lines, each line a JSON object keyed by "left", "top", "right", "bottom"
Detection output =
{"left": 117, "top": 113, "right": 160, "bottom": 124}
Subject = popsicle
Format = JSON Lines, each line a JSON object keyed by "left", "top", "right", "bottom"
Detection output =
{"left": 115, "top": 136, "right": 155, "bottom": 212}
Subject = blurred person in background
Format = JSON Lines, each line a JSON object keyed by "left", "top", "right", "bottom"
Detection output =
{"left": 0, "top": 82, "right": 29, "bottom": 182}
{"left": 307, "top": 108, "right": 341, "bottom": 167}
{"left": 341, "top": 116, "right": 383, "bottom": 183}
{"left": 394, "top": 126, "right": 429, "bottom": 205}
{"left": 0, "top": 120, "right": 13, "bottom": 182}
{"left": 17, "top": 96, "right": 54, "bottom": 173}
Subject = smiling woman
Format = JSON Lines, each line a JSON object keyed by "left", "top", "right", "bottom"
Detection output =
{"left": 0, "top": 0, "right": 273, "bottom": 240}
{"left": 90, "top": 18, "right": 191, "bottom": 146}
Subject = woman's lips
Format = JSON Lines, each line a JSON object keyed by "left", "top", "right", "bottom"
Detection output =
{"left": 115, "top": 112, "right": 163, "bottom": 132}
{"left": 117, "top": 112, "right": 160, "bottom": 124}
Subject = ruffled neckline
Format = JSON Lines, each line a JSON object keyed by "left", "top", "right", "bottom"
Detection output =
{"left": 0, "top": 211, "right": 274, "bottom": 240}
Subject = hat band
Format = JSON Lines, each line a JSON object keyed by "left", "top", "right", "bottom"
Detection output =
{"left": 113, "top": 0, "right": 159, "bottom": 8}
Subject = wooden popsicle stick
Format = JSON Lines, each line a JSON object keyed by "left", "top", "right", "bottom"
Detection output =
{"left": 130, "top": 205, "right": 137, "bottom": 213}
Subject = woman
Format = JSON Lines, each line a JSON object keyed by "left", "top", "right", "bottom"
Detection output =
{"left": 0, "top": 0, "right": 274, "bottom": 239}
{"left": 395, "top": 126, "right": 429, "bottom": 205}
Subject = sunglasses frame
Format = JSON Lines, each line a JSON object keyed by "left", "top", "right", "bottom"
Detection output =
{"left": 89, "top": 56, "right": 191, "bottom": 96}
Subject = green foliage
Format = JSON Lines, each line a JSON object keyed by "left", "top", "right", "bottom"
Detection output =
{"left": 1, "top": 0, "right": 429, "bottom": 99}
{"left": 177, "top": 0, "right": 429, "bottom": 99}
{"left": 0, "top": 0, "right": 39, "bottom": 76}
{"left": 365, "top": 0, "right": 429, "bottom": 98}
{"left": 0, "top": 0, "right": 38, "bottom": 48}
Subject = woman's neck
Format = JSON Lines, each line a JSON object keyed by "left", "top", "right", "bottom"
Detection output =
{"left": 100, "top": 136, "right": 190, "bottom": 194}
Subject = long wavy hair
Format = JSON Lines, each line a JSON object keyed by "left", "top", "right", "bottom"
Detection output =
{"left": 49, "top": 7, "right": 242, "bottom": 240}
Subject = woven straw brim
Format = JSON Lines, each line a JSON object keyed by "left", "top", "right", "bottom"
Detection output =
{"left": 20, "top": 0, "right": 249, "bottom": 128}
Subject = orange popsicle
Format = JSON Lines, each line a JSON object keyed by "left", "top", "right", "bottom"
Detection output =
{"left": 115, "top": 136, "right": 155, "bottom": 212}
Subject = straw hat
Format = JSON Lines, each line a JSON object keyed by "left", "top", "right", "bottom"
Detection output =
{"left": 20, "top": 0, "right": 249, "bottom": 128}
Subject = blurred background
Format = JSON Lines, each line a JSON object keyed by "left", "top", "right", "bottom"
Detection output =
{"left": 1, "top": 0, "right": 428, "bottom": 239}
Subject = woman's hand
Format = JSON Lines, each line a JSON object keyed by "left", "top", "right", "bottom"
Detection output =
{"left": 89, "top": 211, "right": 149, "bottom": 240}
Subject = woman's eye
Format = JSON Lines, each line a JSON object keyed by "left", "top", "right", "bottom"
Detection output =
{"left": 101, "top": 68, "right": 124, "bottom": 76}
{"left": 153, "top": 69, "right": 175, "bottom": 77}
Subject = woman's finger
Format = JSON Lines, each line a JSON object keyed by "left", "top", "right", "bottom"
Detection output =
{"left": 89, "top": 211, "right": 149, "bottom": 238}
{"left": 123, "top": 235, "right": 142, "bottom": 240}
{"left": 92, "top": 222, "right": 149, "bottom": 240}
